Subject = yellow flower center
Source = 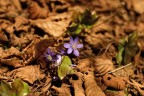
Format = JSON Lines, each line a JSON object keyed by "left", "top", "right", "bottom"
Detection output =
{"left": 47, "top": 55, "right": 52, "bottom": 61}
{"left": 72, "top": 44, "right": 76, "bottom": 49}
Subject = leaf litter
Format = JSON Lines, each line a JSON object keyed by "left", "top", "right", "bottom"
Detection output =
{"left": 0, "top": 0, "right": 144, "bottom": 96}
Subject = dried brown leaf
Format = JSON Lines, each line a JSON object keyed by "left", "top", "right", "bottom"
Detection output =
{"left": 11, "top": 0, "right": 22, "bottom": 12}
{"left": 76, "top": 58, "right": 94, "bottom": 72}
{"left": 71, "top": 72, "right": 85, "bottom": 96}
{"left": 84, "top": 71, "right": 106, "bottom": 96}
{"left": 0, "top": 66, "right": 9, "bottom": 74}
{"left": 0, "top": 47, "right": 23, "bottom": 68}
{"left": 132, "top": 0, "right": 144, "bottom": 14}
{"left": 0, "top": 30, "right": 8, "bottom": 42}
{"left": 93, "top": 57, "right": 114, "bottom": 75}
{"left": 8, "top": 65, "right": 45, "bottom": 84}
{"left": 51, "top": 83, "right": 71, "bottom": 96}
{"left": 31, "top": 13, "right": 71, "bottom": 37}
{"left": 41, "top": 77, "right": 52, "bottom": 93}
{"left": 0, "top": 57, "right": 23, "bottom": 68}
{"left": 28, "top": 1, "right": 48, "bottom": 19}
{"left": 21, "top": 37, "right": 53, "bottom": 65}
{"left": 105, "top": 90, "right": 125, "bottom": 96}
{"left": 103, "top": 73, "right": 126, "bottom": 90}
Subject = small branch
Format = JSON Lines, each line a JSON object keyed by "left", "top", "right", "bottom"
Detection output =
{"left": 108, "top": 63, "right": 132, "bottom": 74}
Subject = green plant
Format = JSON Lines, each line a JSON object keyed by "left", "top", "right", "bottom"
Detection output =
{"left": 116, "top": 32, "right": 139, "bottom": 66}
{"left": 0, "top": 78, "right": 30, "bottom": 96}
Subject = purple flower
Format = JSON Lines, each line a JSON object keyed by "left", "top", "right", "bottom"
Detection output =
{"left": 64, "top": 37, "right": 83, "bottom": 56}
{"left": 60, "top": 48, "right": 66, "bottom": 55}
{"left": 44, "top": 48, "right": 57, "bottom": 62}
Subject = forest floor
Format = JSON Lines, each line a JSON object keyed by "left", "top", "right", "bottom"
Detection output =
{"left": 0, "top": 0, "right": 144, "bottom": 96}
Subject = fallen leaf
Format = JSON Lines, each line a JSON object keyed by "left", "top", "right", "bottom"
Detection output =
{"left": 84, "top": 71, "right": 106, "bottom": 96}
{"left": 8, "top": 65, "right": 45, "bottom": 84}
{"left": 51, "top": 83, "right": 71, "bottom": 96}
{"left": 133, "top": 0, "right": 144, "bottom": 14}
{"left": 103, "top": 73, "right": 126, "bottom": 90}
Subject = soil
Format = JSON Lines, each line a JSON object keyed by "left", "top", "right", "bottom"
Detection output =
{"left": 0, "top": 0, "right": 144, "bottom": 96}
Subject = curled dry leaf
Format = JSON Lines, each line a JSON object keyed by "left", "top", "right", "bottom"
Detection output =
{"left": 31, "top": 13, "right": 71, "bottom": 37}
{"left": 51, "top": 83, "right": 71, "bottom": 96}
{"left": 41, "top": 77, "right": 52, "bottom": 93}
{"left": 0, "top": 57, "right": 23, "bottom": 68}
{"left": 0, "top": 30, "right": 8, "bottom": 42}
{"left": 28, "top": 1, "right": 48, "bottom": 19}
{"left": 93, "top": 57, "right": 114, "bottom": 75}
{"left": 84, "top": 71, "right": 106, "bottom": 96}
{"left": 76, "top": 58, "right": 95, "bottom": 72}
{"left": 105, "top": 90, "right": 125, "bottom": 96}
{"left": 21, "top": 37, "right": 53, "bottom": 65}
{"left": 71, "top": 72, "right": 85, "bottom": 96}
{"left": 0, "top": 47, "right": 20, "bottom": 58}
{"left": 11, "top": 0, "right": 22, "bottom": 12}
{"left": 103, "top": 73, "right": 126, "bottom": 90}
{"left": 8, "top": 65, "right": 45, "bottom": 84}
{"left": 132, "top": 0, "right": 144, "bottom": 14}
{"left": 0, "top": 47, "right": 23, "bottom": 68}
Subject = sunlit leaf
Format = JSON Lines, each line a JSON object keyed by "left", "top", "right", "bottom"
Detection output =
{"left": 67, "top": 23, "right": 83, "bottom": 35}
{"left": 0, "top": 79, "right": 30, "bottom": 96}
{"left": 116, "top": 45, "right": 124, "bottom": 67}
{"left": 58, "top": 56, "right": 75, "bottom": 80}
{"left": 0, "top": 81, "right": 16, "bottom": 96}
{"left": 12, "top": 78, "right": 31, "bottom": 96}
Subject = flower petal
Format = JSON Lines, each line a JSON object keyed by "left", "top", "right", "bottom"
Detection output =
{"left": 64, "top": 43, "right": 71, "bottom": 48}
{"left": 74, "top": 37, "right": 79, "bottom": 44}
{"left": 67, "top": 48, "right": 73, "bottom": 54}
{"left": 70, "top": 36, "right": 74, "bottom": 44}
{"left": 76, "top": 44, "right": 83, "bottom": 48}
{"left": 73, "top": 49, "right": 79, "bottom": 56}
{"left": 56, "top": 54, "right": 62, "bottom": 65}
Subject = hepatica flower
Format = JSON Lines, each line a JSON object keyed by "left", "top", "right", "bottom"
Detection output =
{"left": 64, "top": 37, "right": 83, "bottom": 56}
{"left": 44, "top": 48, "right": 57, "bottom": 62}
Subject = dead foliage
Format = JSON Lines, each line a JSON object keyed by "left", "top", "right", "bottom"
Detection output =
{"left": 0, "top": 0, "right": 144, "bottom": 95}
{"left": 84, "top": 71, "right": 106, "bottom": 96}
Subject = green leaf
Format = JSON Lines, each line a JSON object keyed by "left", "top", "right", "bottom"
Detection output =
{"left": 116, "top": 45, "right": 124, "bottom": 67}
{"left": 0, "top": 81, "right": 16, "bottom": 96}
{"left": 67, "top": 9, "right": 99, "bottom": 36}
{"left": 58, "top": 56, "right": 75, "bottom": 80}
{"left": 12, "top": 78, "right": 31, "bottom": 96}
{"left": 67, "top": 23, "right": 83, "bottom": 35}
{"left": 0, "top": 79, "right": 30, "bottom": 96}
{"left": 116, "top": 31, "right": 139, "bottom": 66}
{"left": 128, "top": 31, "right": 138, "bottom": 46}
{"left": 81, "top": 9, "right": 99, "bottom": 27}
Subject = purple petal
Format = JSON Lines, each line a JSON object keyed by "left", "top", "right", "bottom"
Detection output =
{"left": 76, "top": 44, "right": 83, "bottom": 48}
{"left": 73, "top": 49, "right": 79, "bottom": 56}
{"left": 74, "top": 37, "right": 79, "bottom": 44}
{"left": 67, "top": 48, "right": 73, "bottom": 54}
{"left": 70, "top": 36, "right": 74, "bottom": 44}
{"left": 64, "top": 43, "right": 71, "bottom": 48}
